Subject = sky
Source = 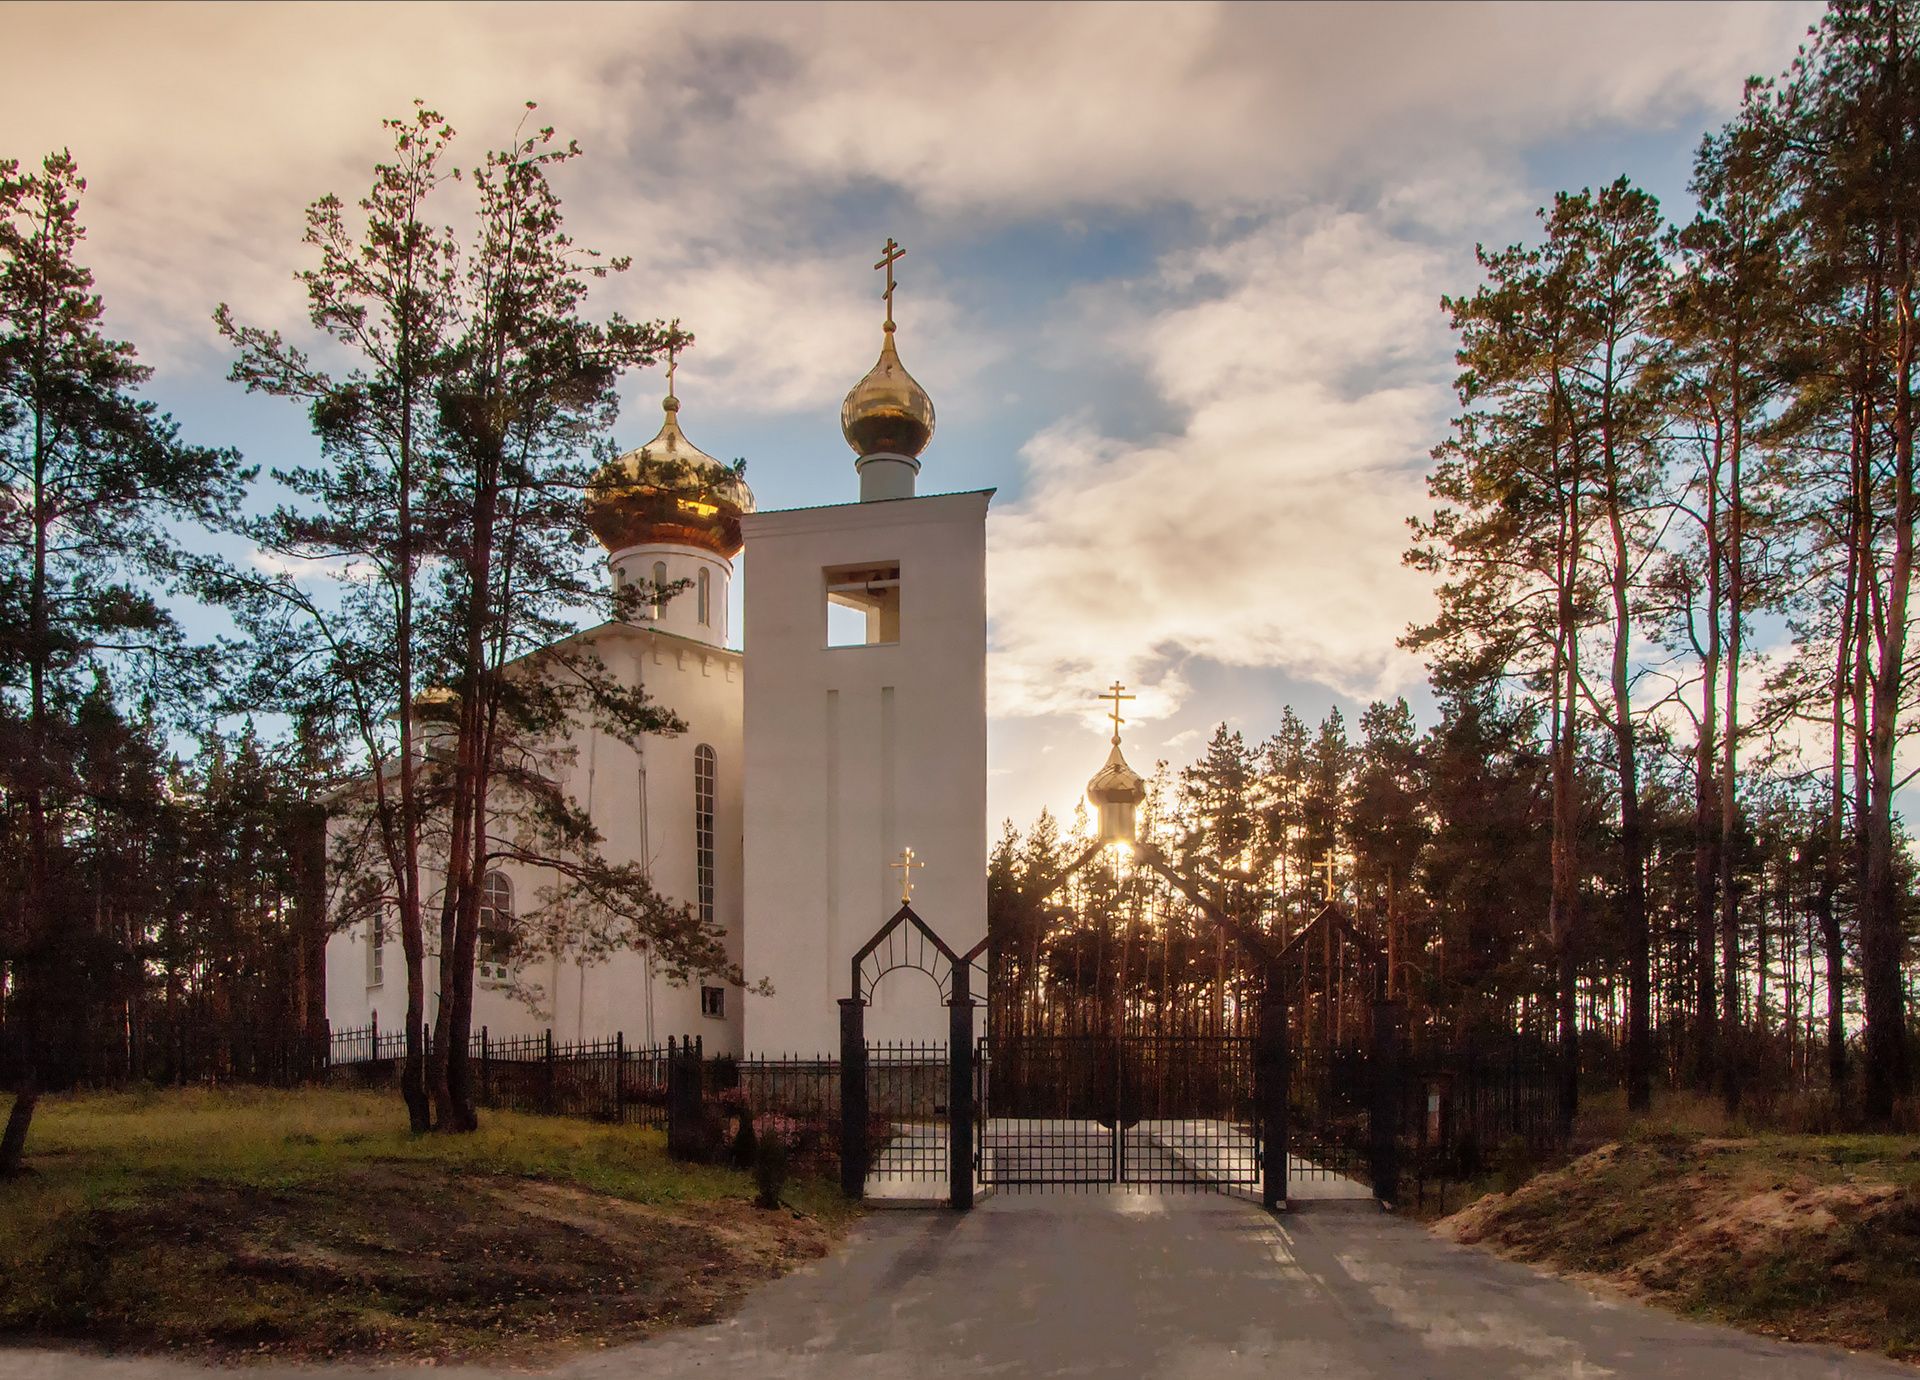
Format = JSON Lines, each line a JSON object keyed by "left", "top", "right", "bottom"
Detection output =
{"left": 3, "top": 0, "right": 1827, "bottom": 829}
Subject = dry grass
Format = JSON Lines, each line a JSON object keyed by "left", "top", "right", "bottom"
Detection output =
{"left": 1434, "top": 1125, "right": 1920, "bottom": 1362}
{"left": 0, "top": 1087, "right": 856, "bottom": 1363}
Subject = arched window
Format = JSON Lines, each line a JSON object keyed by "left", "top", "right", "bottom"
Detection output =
{"left": 478, "top": 870, "right": 513, "bottom": 982}
{"left": 697, "top": 567, "right": 711, "bottom": 626}
{"left": 651, "top": 560, "right": 668, "bottom": 619}
{"left": 693, "top": 745, "right": 716, "bottom": 925}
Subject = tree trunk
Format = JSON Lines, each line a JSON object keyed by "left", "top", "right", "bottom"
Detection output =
{"left": 1691, "top": 430, "right": 1725, "bottom": 1093}
{"left": 1861, "top": 159, "right": 1915, "bottom": 1123}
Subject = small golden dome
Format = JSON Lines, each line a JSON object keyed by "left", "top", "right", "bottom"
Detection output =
{"left": 1086, "top": 742, "right": 1147, "bottom": 807}
{"left": 841, "top": 326, "right": 935, "bottom": 459}
{"left": 585, "top": 394, "right": 754, "bottom": 557}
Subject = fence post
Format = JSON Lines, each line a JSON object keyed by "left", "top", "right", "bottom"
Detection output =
{"left": 615, "top": 1031, "right": 625, "bottom": 1123}
{"left": 480, "top": 1026, "right": 490, "bottom": 1106}
{"left": 1370, "top": 999, "right": 1404, "bottom": 1206}
{"left": 948, "top": 967, "right": 975, "bottom": 1211}
{"left": 543, "top": 1028, "right": 556, "bottom": 1115}
{"left": 839, "top": 998, "right": 868, "bottom": 1200}
{"left": 370, "top": 1009, "right": 378, "bottom": 1065}
{"left": 667, "top": 1035, "right": 707, "bottom": 1159}
{"left": 1258, "top": 964, "right": 1289, "bottom": 1212}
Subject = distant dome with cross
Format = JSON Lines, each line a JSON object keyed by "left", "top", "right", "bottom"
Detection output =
{"left": 1086, "top": 681, "right": 1148, "bottom": 845}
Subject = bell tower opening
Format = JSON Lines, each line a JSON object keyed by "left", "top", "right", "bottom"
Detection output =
{"left": 825, "top": 561, "right": 901, "bottom": 647}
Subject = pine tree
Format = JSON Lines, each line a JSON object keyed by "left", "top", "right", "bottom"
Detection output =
{"left": 0, "top": 151, "right": 248, "bottom": 1173}
{"left": 217, "top": 108, "right": 738, "bottom": 1132}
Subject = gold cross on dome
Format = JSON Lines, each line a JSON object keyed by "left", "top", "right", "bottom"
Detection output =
{"left": 1313, "top": 849, "right": 1339, "bottom": 903}
{"left": 1099, "top": 681, "right": 1135, "bottom": 745}
{"left": 665, "top": 342, "right": 678, "bottom": 396}
{"left": 874, "top": 237, "right": 905, "bottom": 330}
{"left": 891, "top": 845, "right": 924, "bottom": 905}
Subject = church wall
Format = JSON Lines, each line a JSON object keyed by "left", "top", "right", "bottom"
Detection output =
{"left": 740, "top": 490, "right": 990, "bottom": 1055}
{"left": 321, "top": 625, "right": 746, "bottom": 1060}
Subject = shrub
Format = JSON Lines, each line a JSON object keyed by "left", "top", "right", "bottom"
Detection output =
{"left": 754, "top": 1131, "right": 789, "bottom": 1209}
{"left": 1495, "top": 1134, "right": 1535, "bottom": 1194}
{"left": 731, "top": 1108, "right": 758, "bottom": 1169}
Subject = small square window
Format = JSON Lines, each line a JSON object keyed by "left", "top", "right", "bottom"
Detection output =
{"left": 700, "top": 985, "right": 726, "bottom": 1019}
{"left": 824, "top": 561, "right": 900, "bottom": 646}
{"left": 478, "top": 927, "right": 512, "bottom": 984}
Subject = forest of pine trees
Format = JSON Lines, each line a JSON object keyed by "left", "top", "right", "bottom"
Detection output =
{"left": 994, "top": 2, "right": 1920, "bottom": 1128}
{"left": 4, "top": 2, "right": 1920, "bottom": 1175}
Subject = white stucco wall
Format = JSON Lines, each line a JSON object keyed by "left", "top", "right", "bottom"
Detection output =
{"left": 740, "top": 489, "right": 991, "bottom": 1055}
{"left": 606, "top": 541, "right": 735, "bottom": 649}
{"left": 322, "top": 623, "right": 745, "bottom": 1057}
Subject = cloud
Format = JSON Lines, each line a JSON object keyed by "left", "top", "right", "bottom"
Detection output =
{"left": 988, "top": 209, "right": 1451, "bottom": 723}
{"left": 3, "top": 2, "right": 1815, "bottom": 374}
{"left": 2, "top": 0, "right": 1821, "bottom": 766}
{"left": 748, "top": 1, "right": 1818, "bottom": 215}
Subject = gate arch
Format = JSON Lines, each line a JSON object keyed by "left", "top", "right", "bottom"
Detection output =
{"left": 839, "top": 902, "right": 976, "bottom": 1208}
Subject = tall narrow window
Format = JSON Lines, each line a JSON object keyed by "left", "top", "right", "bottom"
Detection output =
{"left": 367, "top": 911, "right": 385, "bottom": 988}
{"left": 694, "top": 745, "right": 716, "bottom": 925}
{"left": 697, "top": 567, "right": 711, "bottom": 625}
{"left": 478, "top": 870, "right": 514, "bottom": 983}
{"left": 651, "top": 560, "right": 668, "bottom": 619}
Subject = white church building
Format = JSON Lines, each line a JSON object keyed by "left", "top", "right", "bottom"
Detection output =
{"left": 324, "top": 249, "right": 988, "bottom": 1057}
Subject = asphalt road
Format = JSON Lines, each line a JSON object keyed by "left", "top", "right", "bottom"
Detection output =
{"left": 3, "top": 1193, "right": 1909, "bottom": 1379}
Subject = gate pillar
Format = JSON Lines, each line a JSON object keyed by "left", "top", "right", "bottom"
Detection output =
{"left": 948, "top": 966, "right": 976, "bottom": 1210}
{"left": 1257, "top": 965, "right": 1289, "bottom": 1211}
{"left": 839, "top": 998, "right": 868, "bottom": 1200}
{"left": 1370, "top": 999, "right": 1404, "bottom": 1206}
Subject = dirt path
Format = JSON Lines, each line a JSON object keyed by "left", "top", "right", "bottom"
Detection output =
{"left": 4, "top": 1192, "right": 1911, "bottom": 1379}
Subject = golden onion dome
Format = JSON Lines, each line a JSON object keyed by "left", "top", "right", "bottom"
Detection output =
{"left": 585, "top": 393, "right": 754, "bottom": 558}
{"left": 1086, "top": 742, "right": 1147, "bottom": 807}
{"left": 840, "top": 325, "right": 935, "bottom": 459}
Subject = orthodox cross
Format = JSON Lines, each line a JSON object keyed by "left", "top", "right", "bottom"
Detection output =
{"left": 1313, "top": 849, "right": 1339, "bottom": 903}
{"left": 665, "top": 339, "right": 679, "bottom": 398}
{"left": 874, "top": 237, "right": 905, "bottom": 330}
{"left": 891, "top": 845, "right": 924, "bottom": 905}
{"left": 1099, "top": 681, "right": 1134, "bottom": 745}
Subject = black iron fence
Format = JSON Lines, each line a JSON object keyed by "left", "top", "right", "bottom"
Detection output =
{"left": 1401, "top": 1035, "right": 1564, "bottom": 1209}
{"left": 2, "top": 1023, "right": 332, "bottom": 1091}
{"left": 714, "top": 1051, "right": 846, "bottom": 1177}
{"left": 328, "top": 1023, "right": 691, "bottom": 1131}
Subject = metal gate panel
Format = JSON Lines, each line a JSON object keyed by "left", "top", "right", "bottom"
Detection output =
{"left": 1288, "top": 1040, "right": 1373, "bottom": 1187}
{"left": 865, "top": 1040, "right": 950, "bottom": 1183}
{"left": 976, "top": 1034, "right": 1261, "bottom": 1192}
{"left": 1118, "top": 1035, "right": 1261, "bottom": 1189}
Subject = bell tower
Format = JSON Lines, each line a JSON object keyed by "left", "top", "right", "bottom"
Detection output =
{"left": 741, "top": 240, "right": 989, "bottom": 1052}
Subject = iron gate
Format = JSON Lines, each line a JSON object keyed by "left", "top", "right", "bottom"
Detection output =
{"left": 1288, "top": 1040, "right": 1375, "bottom": 1191}
{"left": 974, "top": 1034, "right": 1262, "bottom": 1191}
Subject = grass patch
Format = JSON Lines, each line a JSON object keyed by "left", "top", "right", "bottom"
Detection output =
{"left": 0, "top": 1087, "right": 856, "bottom": 1363}
{"left": 1434, "top": 1124, "right": 1920, "bottom": 1362}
